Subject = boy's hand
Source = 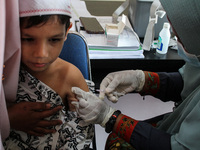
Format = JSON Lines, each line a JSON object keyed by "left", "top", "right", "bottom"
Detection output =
{"left": 8, "top": 102, "right": 62, "bottom": 136}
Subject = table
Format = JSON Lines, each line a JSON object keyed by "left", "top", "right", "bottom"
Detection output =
{"left": 91, "top": 48, "right": 185, "bottom": 89}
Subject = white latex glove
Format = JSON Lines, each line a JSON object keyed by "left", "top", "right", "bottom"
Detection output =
{"left": 71, "top": 87, "right": 115, "bottom": 127}
{"left": 99, "top": 70, "right": 145, "bottom": 103}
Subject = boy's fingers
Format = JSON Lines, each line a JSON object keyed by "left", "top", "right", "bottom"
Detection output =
{"left": 19, "top": 102, "right": 51, "bottom": 111}
{"left": 38, "top": 120, "right": 62, "bottom": 128}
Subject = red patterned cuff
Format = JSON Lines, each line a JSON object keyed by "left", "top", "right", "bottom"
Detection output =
{"left": 115, "top": 115, "right": 138, "bottom": 143}
{"left": 105, "top": 132, "right": 135, "bottom": 150}
{"left": 139, "top": 72, "right": 160, "bottom": 96}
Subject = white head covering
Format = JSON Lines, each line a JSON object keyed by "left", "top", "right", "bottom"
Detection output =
{"left": 19, "top": 0, "right": 71, "bottom": 18}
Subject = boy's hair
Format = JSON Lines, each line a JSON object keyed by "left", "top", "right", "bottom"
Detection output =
{"left": 20, "top": 15, "right": 70, "bottom": 31}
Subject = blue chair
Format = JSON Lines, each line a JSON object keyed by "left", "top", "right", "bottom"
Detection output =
{"left": 59, "top": 31, "right": 92, "bottom": 80}
{"left": 59, "top": 31, "right": 96, "bottom": 150}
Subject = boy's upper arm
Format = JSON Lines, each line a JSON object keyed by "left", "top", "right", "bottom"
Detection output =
{"left": 70, "top": 65, "right": 89, "bottom": 92}
{"left": 64, "top": 64, "right": 89, "bottom": 110}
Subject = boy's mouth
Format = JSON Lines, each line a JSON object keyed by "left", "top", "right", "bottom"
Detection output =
{"left": 33, "top": 63, "right": 46, "bottom": 68}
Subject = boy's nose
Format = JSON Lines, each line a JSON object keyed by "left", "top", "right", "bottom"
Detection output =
{"left": 33, "top": 42, "right": 49, "bottom": 58}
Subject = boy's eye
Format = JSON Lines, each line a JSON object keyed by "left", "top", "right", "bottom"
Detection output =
{"left": 49, "top": 38, "right": 62, "bottom": 42}
{"left": 21, "top": 38, "right": 34, "bottom": 42}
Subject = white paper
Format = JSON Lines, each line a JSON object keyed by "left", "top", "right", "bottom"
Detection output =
{"left": 89, "top": 54, "right": 144, "bottom": 59}
{"left": 80, "top": 26, "right": 140, "bottom": 49}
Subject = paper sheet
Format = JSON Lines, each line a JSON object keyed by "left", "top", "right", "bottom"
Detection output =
{"left": 89, "top": 54, "right": 144, "bottom": 59}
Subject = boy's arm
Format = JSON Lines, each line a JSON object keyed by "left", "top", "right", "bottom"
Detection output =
{"left": 65, "top": 64, "right": 89, "bottom": 111}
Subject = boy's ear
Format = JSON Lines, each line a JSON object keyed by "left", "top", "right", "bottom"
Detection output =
{"left": 65, "top": 22, "right": 73, "bottom": 41}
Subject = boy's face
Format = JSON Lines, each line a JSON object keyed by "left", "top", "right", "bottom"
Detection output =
{"left": 20, "top": 16, "right": 71, "bottom": 73}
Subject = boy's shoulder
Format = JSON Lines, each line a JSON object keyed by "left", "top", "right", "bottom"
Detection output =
{"left": 56, "top": 58, "right": 88, "bottom": 94}
{"left": 57, "top": 58, "right": 83, "bottom": 80}
{"left": 58, "top": 57, "right": 76, "bottom": 69}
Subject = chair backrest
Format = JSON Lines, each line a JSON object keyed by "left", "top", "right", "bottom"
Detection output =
{"left": 59, "top": 31, "right": 92, "bottom": 80}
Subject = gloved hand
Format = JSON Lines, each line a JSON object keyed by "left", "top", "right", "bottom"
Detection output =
{"left": 71, "top": 87, "right": 115, "bottom": 127}
{"left": 99, "top": 70, "right": 145, "bottom": 103}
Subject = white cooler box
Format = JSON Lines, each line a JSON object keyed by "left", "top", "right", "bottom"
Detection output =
{"left": 128, "top": 0, "right": 168, "bottom": 38}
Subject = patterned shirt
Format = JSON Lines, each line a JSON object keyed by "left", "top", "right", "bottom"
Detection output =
{"left": 4, "top": 68, "right": 94, "bottom": 150}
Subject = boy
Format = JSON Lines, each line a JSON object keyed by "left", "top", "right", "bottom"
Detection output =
{"left": 3, "top": 0, "right": 94, "bottom": 149}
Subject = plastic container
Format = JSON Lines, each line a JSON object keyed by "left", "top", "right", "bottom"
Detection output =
{"left": 156, "top": 22, "right": 171, "bottom": 54}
